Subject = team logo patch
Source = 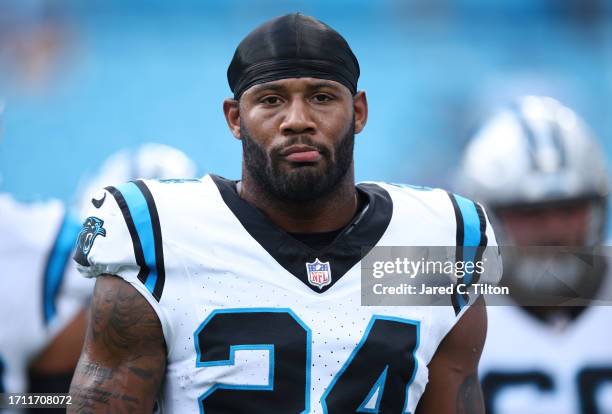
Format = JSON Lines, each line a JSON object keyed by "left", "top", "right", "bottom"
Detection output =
{"left": 306, "top": 258, "right": 332, "bottom": 290}
{"left": 74, "top": 216, "right": 107, "bottom": 265}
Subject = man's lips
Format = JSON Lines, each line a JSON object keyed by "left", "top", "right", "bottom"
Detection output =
{"left": 280, "top": 145, "right": 322, "bottom": 163}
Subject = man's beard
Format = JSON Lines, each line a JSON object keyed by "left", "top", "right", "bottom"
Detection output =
{"left": 241, "top": 120, "right": 355, "bottom": 203}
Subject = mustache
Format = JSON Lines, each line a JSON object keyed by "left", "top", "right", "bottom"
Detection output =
{"left": 270, "top": 136, "right": 332, "bottom": 159}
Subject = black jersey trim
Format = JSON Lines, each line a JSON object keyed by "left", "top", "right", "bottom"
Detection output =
{"left": 447, "top": 193, "right": 489, "bottom": 315}
{"left": 447, "top": 191, "right": 465, "bottom": 264}
{"left": 134, "top": 180, "right": 166, "bottom": 301}
{"left": 105, "top": 186, "right": 150, "bottom": 289}
{"left": 471, "top": 202, "right": 488, "bottom": 286}
{"left": 447, "top": 192, "right": 467, "bottom": 315}
{"left": 211, "top": 175, "right": 393, "bottom": 293}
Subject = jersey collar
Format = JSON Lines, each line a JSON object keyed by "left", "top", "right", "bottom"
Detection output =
{"left": 211, "top": 175, "right": 392, "bottom": 293}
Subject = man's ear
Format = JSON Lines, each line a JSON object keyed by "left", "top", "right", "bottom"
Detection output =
{"left": 353, "top": 91, "right": 368, "bottom": 134}
{"left": 223, "top": 99, "right": 241, "bottom": 139}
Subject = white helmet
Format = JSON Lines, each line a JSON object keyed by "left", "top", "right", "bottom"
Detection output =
{"left": 456, "top": 96, "right": 609, "bottom": 304}
{"left": 76, "top": 143, "right": 198, "bottom": 213}
{"left": 456, "top": 95, "right": 609, "bottom": 246}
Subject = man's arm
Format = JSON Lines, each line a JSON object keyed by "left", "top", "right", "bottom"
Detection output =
{"left": 416, "top": 296, "right": 487, "bottom": 414}
{"left": 68, "top": 275, "right": 166, "bottom": 413}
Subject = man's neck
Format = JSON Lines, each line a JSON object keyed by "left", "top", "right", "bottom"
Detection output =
{"left": 238, "top": 172, "right": 358, "bottom": 233}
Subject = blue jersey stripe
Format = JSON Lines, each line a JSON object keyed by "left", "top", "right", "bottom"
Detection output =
{"left": 116, "top": 182, "right": 158, "bottom": 296}
{"left": 453, "top": 194, "right": 481, "bottom": 286}
{"left": 447, "top": 193, "right": 489, "bottom": 314}
{"left": 453, "top": 194, "right": 481, "bottom": 248}
{"left": 455, "top": 291, "right": 467, "bottom": 310}
{"left": 43, "top": 212, "right": 82, "bottom": 325}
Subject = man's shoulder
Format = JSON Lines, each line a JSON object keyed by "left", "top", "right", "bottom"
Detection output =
{"left": 74, "top": 175, "right": 221, "bottom": 272}
{"left": 108, "top": 176, "right": 206, "bottom": 200}
{"left": 89, "top": 176, "right": 212, "bottom": 218}
{"left": 360, "top": 181, "right": 459, "bottom": 216}
{"left": 374, "top": 183, "right": 492, "bottom": 235}
{"left": 361, "top": 181, "right": 450, "bottom": 199}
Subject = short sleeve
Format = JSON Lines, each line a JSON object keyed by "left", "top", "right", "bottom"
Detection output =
{"left": 73, "top": 187, "right": 141, "bottom": 279}
{"left": 72, "top": 182, "right": 172, "bottom": 342}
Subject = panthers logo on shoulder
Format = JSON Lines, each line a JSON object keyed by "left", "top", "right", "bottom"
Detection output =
{"left": 74, "top": 216, "right": 107, "bottom": 266}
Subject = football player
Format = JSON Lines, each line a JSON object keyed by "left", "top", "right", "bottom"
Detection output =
{"left": 68, "top": 13, "right": 501, "bottom": 413}
{"left": 0, "top": 139, "right": 197, "bottom": 407}
{"left": 456, "top": 96, "right": 612, "bottom": 413}
{"left": 0, "top": 99, "right": 92, "bottom": 404}
{"left": 0, "top": 196, "right": 89, "bottom": 398}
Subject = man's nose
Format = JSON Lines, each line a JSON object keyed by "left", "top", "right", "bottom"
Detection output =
{"left": 280, "top": 98, "right": 316, "bottom": 135}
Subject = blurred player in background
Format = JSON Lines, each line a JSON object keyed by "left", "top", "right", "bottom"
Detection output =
{"left": 0, "top": 98, "right": 91, "bottom": 410}
{"left": 0, "top": 5, "right": 86, "bottom": 409}
{"left": 456, "top": 96, "right": 612, "bottom": 414}
{"left": 0, "top": 99, "right": 198, "bottom": 410}
{"left": 0, "top": 3, "right": 200, "bottom": 407}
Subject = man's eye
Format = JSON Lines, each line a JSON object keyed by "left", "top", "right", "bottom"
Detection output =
{"left": 313, "top": 94, "right": 332, "bottom": 103}
{"left": 261, "top": 96, "right": 281, "bottom": 105}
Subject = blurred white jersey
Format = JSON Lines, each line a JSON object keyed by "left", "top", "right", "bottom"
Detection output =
{"left": 0, "top": 193, "right": 93, "bottom": 394}
{"left": 480, "top": 279, "right": 612, "bottom": 414}
{"left": 77, "top": 175, "right": 501, "bottom": 413}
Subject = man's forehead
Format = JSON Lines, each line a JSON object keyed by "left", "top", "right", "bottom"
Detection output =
{"left": 243, "top": 77, "right": 349, "bottom": 96}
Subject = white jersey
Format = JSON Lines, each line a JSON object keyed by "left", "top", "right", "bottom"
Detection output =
{"left": 479, "top": 276, "right": 612, "bottom": 414}
{"left": 0, "top": 193, "right": 93, "bottom": 394}
{"left": 77, "top": 175, "right": 501, "bottom": 413}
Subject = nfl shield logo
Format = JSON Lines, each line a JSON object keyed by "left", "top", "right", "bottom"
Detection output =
{"left": 306, "top": 258, "right": 332, "bottom": 290}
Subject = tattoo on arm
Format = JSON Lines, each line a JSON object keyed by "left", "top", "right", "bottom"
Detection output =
{"left": 68, "top": 275, "right": 166, "bottom": 413}
{"left": 456, "top": 373, "right": 484, "bottom": 414}
{"left": 74, "top": 362, "right": 113, "bottom": 381}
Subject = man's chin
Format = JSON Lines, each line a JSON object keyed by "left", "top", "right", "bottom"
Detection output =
{"left": 271, "top": 175, "right": 331, "bottom": 202}
{"left": 283, "top": 165, "right": 326, "bottom": 180}
{"left": 276, "top": 163, "right": 326, "bottom": 181}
